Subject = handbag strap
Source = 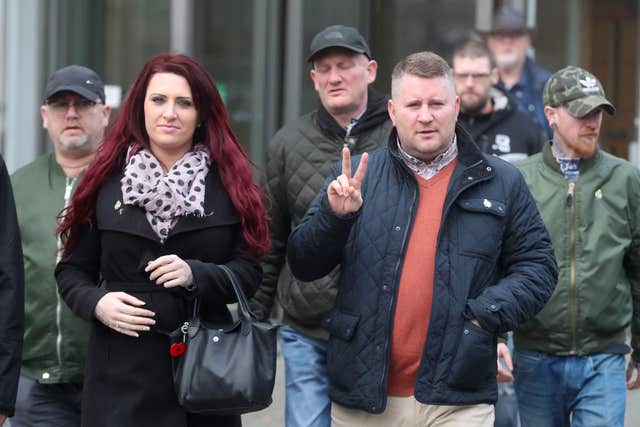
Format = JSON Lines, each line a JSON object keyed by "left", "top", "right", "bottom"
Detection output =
{"left": 217, "top": 264, "right": 254, "bottom": 322}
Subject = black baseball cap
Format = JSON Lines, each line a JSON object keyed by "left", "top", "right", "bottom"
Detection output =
{"left": 308, "top": 25, "right": 371, "bottom": 62}
{"left": 44, "top": 65, "right": 105, "bottom": 103}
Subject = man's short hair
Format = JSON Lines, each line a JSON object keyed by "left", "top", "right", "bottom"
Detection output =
{"left": 391, "top": 51, "right": 453, "bottom": 97}
{"left": 452, "top": 39, "right": 496, "bottom": 70}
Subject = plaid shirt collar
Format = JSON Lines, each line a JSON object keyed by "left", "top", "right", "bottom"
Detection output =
{"left": 397, "top": 133, "right": 458, "bottom": 180}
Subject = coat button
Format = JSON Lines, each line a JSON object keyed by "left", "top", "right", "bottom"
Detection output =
{"left": 467, "top": 176, "right": 473, "bottom": 181}
{"left": 490, "top": 304, "right": 497, "bottom": 310}
{"left": 42, "top": 372, "right": 50, "bottom": 380}
{"left": 464, "top": 329, "right": 470, "bottom": 335}
{"left": 486, "top": 166, "right": 492, "bottom": 172}
{"left": 395, "top": 226, "right": 401, "bottom": 231}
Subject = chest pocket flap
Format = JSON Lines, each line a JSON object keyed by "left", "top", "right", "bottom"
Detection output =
{"left": 457, "top": 198, "right": 506, "bottom": 217}
{"left": 456, "top": 198, "right": 506, "bottom": 260}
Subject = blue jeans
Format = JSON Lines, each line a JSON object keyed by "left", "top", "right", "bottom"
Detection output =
{"left": 280, "top": 325, "right": 330, "bottom": 427}
{"left": 513, "top": 349, "right": 626, "bottom": 427}
{"left": 12, "top": 375, "right": 82, "bottom": 427}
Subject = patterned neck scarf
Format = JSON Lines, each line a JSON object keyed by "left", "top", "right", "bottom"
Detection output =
{"left": 397, "top": 134, "right": 458, "bottom": 180}
{"left": 121, "top": 145, "right": 211, "bottom": 241}
{"left": 554, "top": 156, "right": 581, "bottom": 182}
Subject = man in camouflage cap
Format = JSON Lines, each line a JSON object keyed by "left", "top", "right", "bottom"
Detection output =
{"left": 510, "top": 65, "right": 640, "bottom": 426}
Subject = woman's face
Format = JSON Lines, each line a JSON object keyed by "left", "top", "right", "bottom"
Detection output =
{"left": 144, "top": 72, "right": 198, "bottom": 162}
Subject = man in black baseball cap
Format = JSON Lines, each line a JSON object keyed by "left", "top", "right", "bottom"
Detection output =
{"left": 11, "top": 65, "right": 110, "bottom": 426}
{"left": 307, "top": 24, "right": 372, "bottom": 62}
{"left": 249, "top": 24, "right": 391, "bottom": 427}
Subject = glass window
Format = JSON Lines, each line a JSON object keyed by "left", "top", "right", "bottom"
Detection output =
{"left": 193, "top": 0, "right": 280, "bottom": 164}
{"left": 296, "top": 0, "right": 476, "bottom": 115}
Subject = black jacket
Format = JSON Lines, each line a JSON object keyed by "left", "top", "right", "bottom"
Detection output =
{"left": 249, "top": 88, "right": 392, "bottom": 339}
{"left": 55, "top": 167, "right": 260, "bottom": 427}
{"left": 287, "top": 125, "right": 558, "bottom": 412}
{"left": 458, "top": 87, "right": 545, "bottom": 162}
{"left": 0, "top": 155, "right": 24, "bottom": 417}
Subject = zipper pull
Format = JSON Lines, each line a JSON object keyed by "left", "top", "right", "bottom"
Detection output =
{"left": 566, "top": 182, "right": 575, "bottom": 207}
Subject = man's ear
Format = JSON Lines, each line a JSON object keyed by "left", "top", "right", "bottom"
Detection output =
{"left": 310, "top": 68, "right": 319, "bottom": 91}
{"left": 490, "top": 67, "right": 500, "bottom": 85}
{"left": 387, "top": 98, "right": 396, "bottom": 126}
{"left": 101, "top": 105, "right": 112, "bottom": 127}
{"left": 544, "top": 105, "right": 556, "bottom": 129}
{"left": 41, "top": 105, "right": 49, "bottom": 129}
{"left": 366, "top": 59, "right": 378, "bottom": 84}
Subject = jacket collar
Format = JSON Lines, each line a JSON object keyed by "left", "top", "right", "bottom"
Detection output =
{"left": 388, "top": 122, "right": 485, "bottom": 168}
{"left": 97, "top": 167, "right": 240, "bottom": 243}
{"left": 316, "top": 87, "right": 390, "bottom": 140}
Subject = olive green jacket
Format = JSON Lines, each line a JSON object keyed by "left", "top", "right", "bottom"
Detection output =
{"left": 11, "top": 153, "right": 89, "bottom": 383}
{"left": 515, "top": 143, "right": 640, "bottom": 362}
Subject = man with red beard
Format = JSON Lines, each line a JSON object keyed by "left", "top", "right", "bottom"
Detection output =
{"left": 512, "top": 66, "right": 640, "bottom": 426}
{"left": 452, "top": 38, "right": 544, "bottom": 163}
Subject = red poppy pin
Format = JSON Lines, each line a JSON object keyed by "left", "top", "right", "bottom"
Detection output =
{"left": 170, "top": 342, "right": 186, "bottom": 357}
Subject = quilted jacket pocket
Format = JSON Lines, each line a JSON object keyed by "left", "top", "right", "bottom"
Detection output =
{"left": 448, "top": 320, "right": 496, "bottom": 389}
{"left": 322, "top": 309, "right": 360, "bottom": 341}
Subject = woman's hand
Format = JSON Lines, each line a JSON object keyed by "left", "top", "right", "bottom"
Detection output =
{"left": 95, "top": 292, "right": 156, "bottom": 337}
{"left": 146, "top": 254, "right": 194, "bottom": 289}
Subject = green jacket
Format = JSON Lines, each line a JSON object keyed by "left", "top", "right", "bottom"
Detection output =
{"left": 11, "top": 153, "right": 89, "bottom": 383}
{"left": 515, "top": 143, "right": 640, "bottom": 362}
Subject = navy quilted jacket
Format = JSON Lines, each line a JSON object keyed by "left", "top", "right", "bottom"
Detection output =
{"left": 287, "top": 124, "right": 558, "bottom": 413}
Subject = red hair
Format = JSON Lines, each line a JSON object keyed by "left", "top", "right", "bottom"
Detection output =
{"left": 58, "top": 53, "right": 270, "bottom": 257}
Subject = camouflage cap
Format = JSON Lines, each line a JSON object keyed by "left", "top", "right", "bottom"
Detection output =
{"left": 543, "top": 66, "right": 615, "bottom": 118}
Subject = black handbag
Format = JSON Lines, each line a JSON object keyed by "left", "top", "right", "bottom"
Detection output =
{"left": 170, "top": 264, "right": 279, "bottom": 415}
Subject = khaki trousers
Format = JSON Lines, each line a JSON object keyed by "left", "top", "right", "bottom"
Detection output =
{"left": 331, "top": 396, "right": 494, "bottom": 427}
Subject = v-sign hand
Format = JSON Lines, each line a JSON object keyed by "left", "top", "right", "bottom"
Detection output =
{"left": 327, "top": 147, "right": 368, "bottom": 215}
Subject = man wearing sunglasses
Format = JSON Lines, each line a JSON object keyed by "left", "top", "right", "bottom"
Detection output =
{"left": 11, "top": 65, "right": 110, "bottom": 426}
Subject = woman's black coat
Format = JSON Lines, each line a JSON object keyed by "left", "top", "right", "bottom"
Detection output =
{"left": 55, "top": 167, "right": 261, "bottom": 427}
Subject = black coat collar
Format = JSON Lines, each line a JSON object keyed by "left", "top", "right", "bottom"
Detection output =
{"left": 96, "top": 167, "right": 240, "bottom": 243}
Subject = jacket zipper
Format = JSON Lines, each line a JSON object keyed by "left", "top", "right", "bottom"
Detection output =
{"left": 55, "top": 177, "right": 77, "bottom": 370}
{"left": 566, "top": 181, "right": 577, "bottom": 353}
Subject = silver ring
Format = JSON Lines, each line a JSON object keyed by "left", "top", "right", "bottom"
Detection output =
{"left": 116, "top": 321, "right": 122, "bottom": 329}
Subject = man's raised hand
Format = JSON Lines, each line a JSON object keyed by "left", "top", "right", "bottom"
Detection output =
{"left": 327, "top": 147, "right": 368, "bottom": 215}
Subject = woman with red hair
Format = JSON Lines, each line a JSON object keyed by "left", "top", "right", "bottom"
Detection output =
{"left": 55, "top": 53, "right": 270, "bottom": 427}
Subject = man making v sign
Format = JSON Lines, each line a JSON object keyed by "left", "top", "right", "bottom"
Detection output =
{"left": 286, "top": 51, "right": 557, "bottom": 426}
